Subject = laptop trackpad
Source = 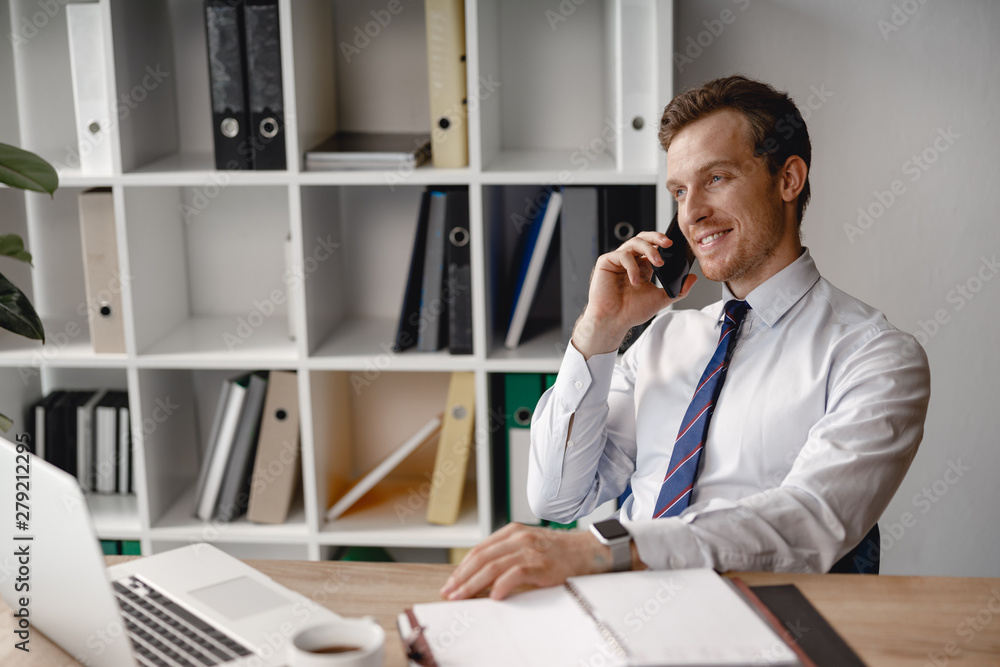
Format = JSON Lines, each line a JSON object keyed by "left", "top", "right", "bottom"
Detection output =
{"left": 189, "top": 576, "right": 292, "bottom": 621}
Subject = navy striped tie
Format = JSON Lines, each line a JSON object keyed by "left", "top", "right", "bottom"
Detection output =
{"left": 652, "top": 300, "right": 750, "bottom": 519}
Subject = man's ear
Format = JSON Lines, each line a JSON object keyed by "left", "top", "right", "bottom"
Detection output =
{"left": 778, "top": 155, "right": 808, "bottom": 204}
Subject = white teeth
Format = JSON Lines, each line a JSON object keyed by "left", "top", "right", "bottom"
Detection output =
{"left": 701, "top": 231, "right": 728, "bottom": 245}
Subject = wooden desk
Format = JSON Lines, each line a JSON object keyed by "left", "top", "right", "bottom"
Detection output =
{"left": 2, "top": 559, "right": 998, "bottom": 666}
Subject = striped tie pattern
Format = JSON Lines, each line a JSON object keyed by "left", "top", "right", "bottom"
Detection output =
{"left": 652, "top": 300, "right": 751, "bottom": 519}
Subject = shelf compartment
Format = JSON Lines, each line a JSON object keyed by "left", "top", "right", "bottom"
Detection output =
{"left": 318, "top": 479, "right": 480, "bottom": 549}
{"left": 34, "top": 365, "right": 128, "bottom": 396}
{"left": 296, "top": 166, "right": 473, "bottom": 187}
{"left": 479, "top": 154, "right": 660, "bottom": 186}
{"left": 309, "top": 317, "right": 478, "bottom": 372}
{"left": 123, "top": 153, "right": 294, "bottom": 186}
{"left": 8, "top": 0, "right": 118, "bottom": 174}
{"left": 483, "top": 329, "right": 566, "bottom": 373}
{"left": 123, "top": 185, "right": 297, "bottom": 361}
{"left": 476, "top": 0, "right": 661, "bottom": 178}
{"left": 0, "top": 318, "right": 129, "bottom": 367}
{"left": 483, "top": 182, "right": 661, "bottom": 362}
{"left": 476, "top": 0, "right": 609, "bottom": 175}
{"left": 88, "top": 492, "right": 143, "bottom": 538}
{"left": 137, "top": 316, "right": 298, "bottom": 368}
{"left": 138, "top": 367, "right": 310, "bottom": 536}
{"left": 290, "top": 0, "right": 432, "bottom": 172}
{"left": 300, "top": 184, "right": 474, "bottom": 360}
{"left": 482, "top": 184, "right": 564, "bottom": 362}
{"left": 119, "top": 156, "right": 475, "bottom": 187}
{"left": 107, "top": 0, "right": 181, "bottom": 174}
{"left": 134, "top": 367, "right": 201, "bottom": 530}
{"left": 310, "top": 370, "right": 481, "bottom": 548}
{"left": 108, "top": 0, "right": 298, "bottom": 175}
{"left": 151, "top": 483, "right": 310, "bottom": 543}
{"left": 0, "top": 367, "right": 42, "bottom": 440}
{"left": 15, "top": 187, "right": 117, "bottom": 362}
{"left": 13, "top": 367, "right": 138, "bottom": 535}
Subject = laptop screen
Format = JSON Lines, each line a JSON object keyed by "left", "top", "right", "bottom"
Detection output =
{"left": 0, "top": 435, "right": 138, "bottom": 666}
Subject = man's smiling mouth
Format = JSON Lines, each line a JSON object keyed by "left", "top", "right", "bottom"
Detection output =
{"left": 698, "top": 229, "right": 732, "bottom": 247}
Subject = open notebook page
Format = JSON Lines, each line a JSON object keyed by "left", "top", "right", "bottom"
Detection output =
{"left": 410, "top": 585, "right": 626, "bottom": 667}
{"left": 568, "top": 569, "right": 799, "bottom": 666}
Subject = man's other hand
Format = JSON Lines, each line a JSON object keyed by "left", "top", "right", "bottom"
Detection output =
{"left": 439, "top": 523, "right": 614, "bottom": 601}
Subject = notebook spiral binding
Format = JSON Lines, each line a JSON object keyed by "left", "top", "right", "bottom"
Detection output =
{"left": 565, "top": 580, "right": 631, "bottom": 661}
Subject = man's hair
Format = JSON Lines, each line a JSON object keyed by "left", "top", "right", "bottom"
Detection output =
{"left": 659, "top": 75, "right": 812, "bottom": 225}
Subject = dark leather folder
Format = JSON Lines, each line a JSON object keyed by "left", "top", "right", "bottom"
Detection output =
{"left": 243, "top": 0, "right": 286, "bottom": 170}
{"left": 206, "top": 0, "right": 251, "bottom": 170}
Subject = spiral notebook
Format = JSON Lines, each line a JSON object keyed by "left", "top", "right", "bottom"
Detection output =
{"left": 398, "top": 569, "right": 800, "bottom": 666}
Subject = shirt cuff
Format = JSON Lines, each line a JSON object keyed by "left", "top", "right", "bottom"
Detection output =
{"left": 552, "top": 341, "right": 618, "bottom": 412}
{"left": 624, "top": 517, "right": 711, "bottom": 571}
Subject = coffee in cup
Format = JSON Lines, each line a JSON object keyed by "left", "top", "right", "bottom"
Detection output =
{"left": 288, "top": 617, "right": 385, "bottom": 666}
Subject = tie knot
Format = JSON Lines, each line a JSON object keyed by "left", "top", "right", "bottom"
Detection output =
{"left": 724, "top": 299, "right": 750, "bottom": 326}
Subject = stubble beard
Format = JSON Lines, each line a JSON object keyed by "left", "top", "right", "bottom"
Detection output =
{"left": 698, "top": 193, "right": 786, "bottom": 285}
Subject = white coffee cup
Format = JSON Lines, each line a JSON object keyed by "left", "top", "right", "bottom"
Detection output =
{"left": 288, "top": 617, "right": 385, "bottom": 667}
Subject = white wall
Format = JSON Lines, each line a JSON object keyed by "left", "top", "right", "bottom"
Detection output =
{"left": 672, "top": 0, "right": 1000, "bottom": 577}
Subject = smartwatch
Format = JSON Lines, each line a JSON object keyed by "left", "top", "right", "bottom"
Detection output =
{"left": 589, "top": 518, "right": 633, "bottom": 572}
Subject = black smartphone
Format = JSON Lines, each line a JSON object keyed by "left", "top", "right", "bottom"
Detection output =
{"left": 650, "top": 212, "right": 695, "bottom": 298}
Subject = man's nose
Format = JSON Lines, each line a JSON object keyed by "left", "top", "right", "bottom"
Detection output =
{"left": 682, "top": 188, "right": 712, "bottom": 228}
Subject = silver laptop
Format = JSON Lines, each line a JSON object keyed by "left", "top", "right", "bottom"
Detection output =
{"left": 0, "top": 435, "right": 342, "bottom": 667}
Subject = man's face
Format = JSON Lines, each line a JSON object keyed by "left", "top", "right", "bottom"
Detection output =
{"left": 665, "top": 109, "right": 797, "bottom": 292}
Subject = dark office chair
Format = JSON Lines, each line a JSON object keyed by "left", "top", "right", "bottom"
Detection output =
{"left": 829, "top": 524, "right": 880, "bottom": 574}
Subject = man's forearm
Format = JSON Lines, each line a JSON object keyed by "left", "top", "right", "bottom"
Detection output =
{"left": 527, "top": 391, "right": 609, "bottom": 524}
{"left": 527, "top": 348, "right": 637, "bottom": 523}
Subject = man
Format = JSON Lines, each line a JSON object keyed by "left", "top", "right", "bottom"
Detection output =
{"left": 441, "top": 75, "right": 931, "bottom": 601}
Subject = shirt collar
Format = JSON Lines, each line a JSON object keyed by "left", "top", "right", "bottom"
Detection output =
{"left": 718, "top": 247, "right": 821, "bottom": 328}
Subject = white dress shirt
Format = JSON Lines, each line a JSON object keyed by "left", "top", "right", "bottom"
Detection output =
{"left": 527, "top": 249, "right": 931, "bottom": 572}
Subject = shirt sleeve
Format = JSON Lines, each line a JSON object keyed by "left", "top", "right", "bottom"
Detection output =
{"left": 526, "top": 338, "right": 642, "bottom": 523}
{"left": 626, "top": 325, "right": 932, "bottom": 573}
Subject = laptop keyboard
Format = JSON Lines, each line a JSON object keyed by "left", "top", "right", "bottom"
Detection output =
{"left": 113, "top": 576, "right": 254, "bottom": 667}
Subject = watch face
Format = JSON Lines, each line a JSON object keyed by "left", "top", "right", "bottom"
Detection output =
{"left": 593, "top": 518, "right": 629, "bottom": 541}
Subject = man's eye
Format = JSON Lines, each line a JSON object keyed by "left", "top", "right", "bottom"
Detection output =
{"left": 711, "top": 175, "right": 724, "bottom": 183}
{"left": 673, "top": 188, "right": 686, "bottom": 199}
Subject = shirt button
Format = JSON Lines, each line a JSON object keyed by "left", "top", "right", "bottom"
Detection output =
{"left": 574, "top": 380, "right": 583, "bottom": 389}
{"left": 567, "top": 440, "right": 575, "bottom": 447}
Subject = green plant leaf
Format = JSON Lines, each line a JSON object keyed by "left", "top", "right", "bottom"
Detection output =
{"left": 0, "top": 235, "right": 32, "bottom": 265}
{"left": 0, "top": 412, "right": 11, "bottom": 433}
{"left": 0, "top": 143, "right": 59, "bottom": 195}
{"left": 0, "top": 271, "right": 45, "bottom": 342}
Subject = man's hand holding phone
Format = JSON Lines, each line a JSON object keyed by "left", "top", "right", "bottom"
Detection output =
{"left": 572, "top": 214, "right": 697, "bottom": 359}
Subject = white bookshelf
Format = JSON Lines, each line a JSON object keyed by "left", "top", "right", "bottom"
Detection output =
{"left": 0, "top": 0, "right": 674, "bottom": 560}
